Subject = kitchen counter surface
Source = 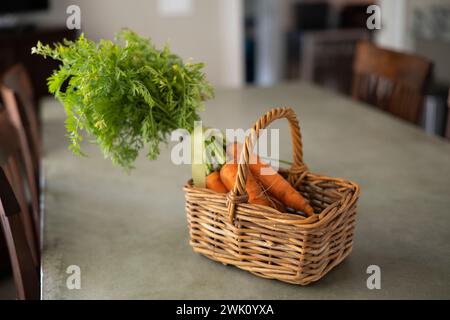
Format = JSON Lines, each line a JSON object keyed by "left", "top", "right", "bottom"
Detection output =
{"left": 42, "top": 82, "right": 450, "bottom": 299}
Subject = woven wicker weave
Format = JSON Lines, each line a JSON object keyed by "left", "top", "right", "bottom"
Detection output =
{"left": 184, "top": 107, "right": 360, "bottom": 285}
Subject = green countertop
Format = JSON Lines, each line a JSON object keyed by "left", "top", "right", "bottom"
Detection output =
{"left": 41, "top": 82, "right": 450, "bottom": 299}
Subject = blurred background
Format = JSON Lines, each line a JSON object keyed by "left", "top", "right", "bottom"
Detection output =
{"left": 0, "top": 0, "right": 449, "bottom": 138}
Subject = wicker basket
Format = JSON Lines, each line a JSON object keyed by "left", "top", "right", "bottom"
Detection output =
{"left": 184, "top": 107, "right": 360, "bottom": 285}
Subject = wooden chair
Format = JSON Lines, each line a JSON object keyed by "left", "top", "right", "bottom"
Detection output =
{"left": 0, "top": 198, "right": 10, "bottom": 277}
{"left": 0, "top": 111, "right": 40, "bottom": 299}
{"left": 1, "top": 65, "right": 40, "bottom": 170}
{"left": 1, "top": 65, "right": 40, "bottom": 239}
{"left": 0, "top": 101, "right": 10, "bottom": 277}
{"left": 1, "top": 64, "right": 41, "bottom": 180}
{"left": 301, "top": 29, "right": 371, "bottom": 95}
{"left": 446, "top": 89, "right": 450, "bottom": 140}
{"left": 352, "top": 41, "right": 433, "bottom": 124}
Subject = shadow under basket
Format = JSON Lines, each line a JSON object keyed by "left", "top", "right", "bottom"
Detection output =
{"left": 183, "top": 107, "right": 360, "bottom": 285}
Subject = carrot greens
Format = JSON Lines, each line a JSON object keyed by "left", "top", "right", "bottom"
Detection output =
{"left": 32, "top": 29, "right": 213, "bottom": 169}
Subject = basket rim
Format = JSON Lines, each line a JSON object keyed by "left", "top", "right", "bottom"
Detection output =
{"left": 184, "top": 171, "right": 360, "bottom": 228}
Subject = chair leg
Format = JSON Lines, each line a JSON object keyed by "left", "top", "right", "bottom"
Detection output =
{"left": 0, "top": 214, "right": 40, "bottom": 300}
{"left": 0, "top": 168, "right": 40, "bottom": 300}
{"left": 0, "top": 226, "right": 12, "bottom": 276}
{"left": 4, "top": 160, "right": 40, "bottom": 268}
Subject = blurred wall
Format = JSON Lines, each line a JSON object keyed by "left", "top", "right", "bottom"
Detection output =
{"left": 25, "top": 0, "right": 244, "bottom": 88}
{"left": 376, "top": 0, "right": 409, "bottom": 51}
{"left": 252, "top": 0, "right": 283, "bottom": 86}
{"left": 376, "top": 0, "right": 450, "bottom": 84}
{"left": 408, "top": 0, "right": 450, "bottom": 84}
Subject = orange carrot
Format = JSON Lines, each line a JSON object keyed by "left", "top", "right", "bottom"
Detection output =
{"left": 206, "top": 171, "right": 228, "bottom": 193}
{"left": 220, "top": 163, "right": 272, "bottom": 207}
{"left": 250, "top": 160, "right": 314, "bottom": 215}
{"left": 229, "top": 143, "right": 314, "bottom": 216}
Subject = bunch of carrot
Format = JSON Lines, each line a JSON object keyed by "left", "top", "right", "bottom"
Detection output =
{"left": 205, "top": 143, "right": 314, "bottom": 216}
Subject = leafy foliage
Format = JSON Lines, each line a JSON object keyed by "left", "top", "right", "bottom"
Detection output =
{"left": 32, "top": 29, "right": 213, "bottom": 169}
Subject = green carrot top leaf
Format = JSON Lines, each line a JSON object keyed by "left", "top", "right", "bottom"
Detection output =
{"left": 32, "top": 29, "right": 214, "bottom": 170}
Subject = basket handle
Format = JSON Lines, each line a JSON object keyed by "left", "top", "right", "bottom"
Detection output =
{"left": 226, "top": 107, "right": 307, "bottom": 222}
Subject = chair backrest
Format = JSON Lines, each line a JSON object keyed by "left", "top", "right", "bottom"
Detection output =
{"left": 301, "top": 29, "right": 371, "bottom": 95}
{"left": 352, "top": 41, "right": 433, "bottom": 124}
{"left": 0, "top": 111, "right": 39, "bottom": 299}
{"left": 1, "top": 65, "right": 40, "bottom": 238}
{"left": 1, "top": 65, "right": 40, "bottom": 164}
